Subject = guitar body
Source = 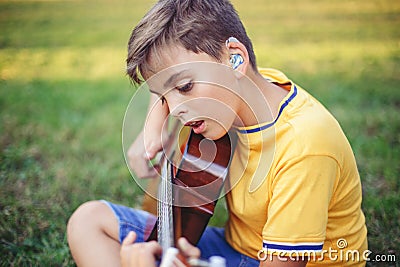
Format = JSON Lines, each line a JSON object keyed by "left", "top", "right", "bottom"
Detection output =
{"left": 147, "top": 130, "right": 232, "bottom": 246}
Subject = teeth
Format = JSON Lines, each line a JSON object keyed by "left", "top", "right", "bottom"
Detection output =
{"left": 187, "top": 121, "right": 201, "bottom": 126}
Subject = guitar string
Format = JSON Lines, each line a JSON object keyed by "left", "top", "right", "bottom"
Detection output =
{"left": 158, "top": 160, "right": 174, "bottom": 253}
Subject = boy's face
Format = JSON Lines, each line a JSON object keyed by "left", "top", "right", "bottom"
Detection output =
{"left": 144, "top": 45, "right": 244, "bottom": 140}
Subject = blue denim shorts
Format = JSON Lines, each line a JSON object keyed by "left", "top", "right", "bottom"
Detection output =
{"left": 101, "top": 200, "right": 259, "bottom": 267}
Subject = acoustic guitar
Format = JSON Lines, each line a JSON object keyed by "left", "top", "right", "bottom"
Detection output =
{"left": 144, "top": 123, "right": 233, "bottom": 265}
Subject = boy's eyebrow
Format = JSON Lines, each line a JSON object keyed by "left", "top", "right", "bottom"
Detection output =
{"left": 148, "top": 70, "right": 189, "bottom": 94}
{"left": 163, "top": 70, "right": 188, "bottom": 88}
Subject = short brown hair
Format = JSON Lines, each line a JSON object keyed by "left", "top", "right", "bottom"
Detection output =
{"left": 126, "top": 0, "right": 257, "bottom": 84}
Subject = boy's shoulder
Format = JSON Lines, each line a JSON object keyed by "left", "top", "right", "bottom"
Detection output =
{"left": 258, "top": 68, "right": 337, "bottom": 132}
{"left": 263, "top": 71, "right": 350, "bottom": 159}
{"left": 246, "top": 68, "right": 351, "bottom": 160}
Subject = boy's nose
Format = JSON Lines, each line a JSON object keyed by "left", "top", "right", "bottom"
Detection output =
{"left": 168, "top": 101, "right": 187, "bottom": 119}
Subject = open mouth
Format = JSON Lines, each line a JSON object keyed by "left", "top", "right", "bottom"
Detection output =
{"left": 184, "top": 120, "right": 205, "bottom": 134}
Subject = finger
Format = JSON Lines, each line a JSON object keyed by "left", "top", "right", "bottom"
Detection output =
{"left": 122, "top": 231, "right": 137, "bottom": 246}
{"left": 177, "top": 238, "right": 200, "bottom": 258}
{"left": 146, "top": 241, "right": 163, "bottom": 258}
{"left": 144, "top": 149, "right": 156, "bottom": 160}
{"left": 128, "top": 157, "right": 148, "bottom": 177}
{"left": 139, "top": 167, "right": 159, "bottom": 179}
{"left": 130, "top": 156, "right": 157, "bottom": 179}
{"left": 144, "top": 141, "right": 162, "bottom": 160}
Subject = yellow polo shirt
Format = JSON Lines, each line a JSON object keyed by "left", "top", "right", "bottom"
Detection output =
{"left": 225, "top": 68, "right": 367, "bottom": 266}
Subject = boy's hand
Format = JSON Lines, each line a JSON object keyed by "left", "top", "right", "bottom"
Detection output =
{"left": 120, "top": 231, "right": 162, "bottom": 267}
{"left": 127, "top": 94, "right": 169, "bottom": 179}
{"left": 177, "top": 237, "right": 201, "bottom": 259}
{"left": 127, "top": 130, "right": 163, "bottom": 179}
{"left": 120, "top": 232, "right": 201, "bottom": 267}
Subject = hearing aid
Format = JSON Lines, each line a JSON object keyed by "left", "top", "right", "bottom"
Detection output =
{"left": 225, "top": 36, "right": 240, "bottom": 46}
{"left": 226, "top": 37, "right": 244, "bottom": 70}
{"left": 229, "top": 54, "right": 244, "bottom": 70}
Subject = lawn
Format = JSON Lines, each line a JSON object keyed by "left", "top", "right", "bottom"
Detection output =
{"left": 0, "top": 0, "right": 399, "bottom": 266}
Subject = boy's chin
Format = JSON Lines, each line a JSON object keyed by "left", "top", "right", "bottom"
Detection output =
{"left": 201, "top": 129, "right": 228, "bottom": 141}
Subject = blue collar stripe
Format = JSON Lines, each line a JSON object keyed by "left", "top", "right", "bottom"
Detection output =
{"left": 238, "top": 85, "right": 298, "bottom": 134}
{"left": 263, "top": 242, "right": 323, "bottom": 251}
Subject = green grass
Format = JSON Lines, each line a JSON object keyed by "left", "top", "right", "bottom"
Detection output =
{"left": 1, "top": 0, "right": 399, "bottom": 266}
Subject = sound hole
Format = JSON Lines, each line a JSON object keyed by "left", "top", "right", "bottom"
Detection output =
{"left": 184, "top": 136, "right": 217, "bottom": 173}
{"left": 198, "top": 138, "right": 217, "bottom": 163}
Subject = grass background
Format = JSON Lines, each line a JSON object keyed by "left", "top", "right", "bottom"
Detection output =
{"left": 0, "top": 0, "right": 399, "bottom": 265}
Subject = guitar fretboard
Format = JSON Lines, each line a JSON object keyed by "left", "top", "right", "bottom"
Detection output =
{"left": 157, "top": 161, "right": 174, "bottom": 253}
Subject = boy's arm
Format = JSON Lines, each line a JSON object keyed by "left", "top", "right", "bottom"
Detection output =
{"left": 127, "top": 93, "right": 169, "bottom": 178}
{"left": 144, "top": 93, "right": 170, "bottom": 139}
{"left": 259, "top": 256, "right": 307, "bottom": 267}
{"left": 259, "top": 156, "right": 338, "bottom": 267}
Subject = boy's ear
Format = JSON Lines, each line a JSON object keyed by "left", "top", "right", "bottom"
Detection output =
{"left": 225, "top": 37, "right": 250, "bottom": 78}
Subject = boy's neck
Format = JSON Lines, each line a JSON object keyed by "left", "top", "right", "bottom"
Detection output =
{"left": 233, "top": 69, "right": 289, "bottom": 128}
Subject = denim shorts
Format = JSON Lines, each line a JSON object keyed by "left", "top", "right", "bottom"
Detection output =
{"left": 101, "top": 200, "right": 259, "bottom": 267}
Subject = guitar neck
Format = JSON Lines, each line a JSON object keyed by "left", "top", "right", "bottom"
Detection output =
{"left": 157, "top": 161, "right": 175, "bottom": 252}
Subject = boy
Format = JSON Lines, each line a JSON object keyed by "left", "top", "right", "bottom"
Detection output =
{"left": 67, "top": 0, "right": 368, "bottom": 266}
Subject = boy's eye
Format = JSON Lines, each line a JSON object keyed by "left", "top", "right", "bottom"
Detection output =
{"left": 175, "top": 82, "right": 193, "bottom": 93}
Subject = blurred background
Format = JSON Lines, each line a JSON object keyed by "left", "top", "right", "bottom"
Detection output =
{"left": 0, "top": 0, "right": 399, "bottom": 265}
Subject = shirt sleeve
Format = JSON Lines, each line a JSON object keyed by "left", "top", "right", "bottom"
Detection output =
{"left": 262, "top": 155, "right": 339, "bottom": 255}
